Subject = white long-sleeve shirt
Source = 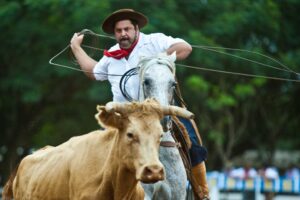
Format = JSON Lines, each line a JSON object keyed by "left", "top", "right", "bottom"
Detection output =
{"left": 93, "top": 32, "right": 188, "bottom": 102}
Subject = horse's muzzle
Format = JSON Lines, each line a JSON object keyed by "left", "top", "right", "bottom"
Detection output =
{"left": 161, "top": 116, "right": 172, "bottom": 132}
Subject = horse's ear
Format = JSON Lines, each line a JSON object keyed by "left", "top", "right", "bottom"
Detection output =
{"left": 169, "top": 51, "right": 177, "bottom": 62}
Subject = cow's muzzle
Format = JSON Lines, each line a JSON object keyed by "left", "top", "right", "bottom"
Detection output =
{"left": 140, "top": 164, "right": 165, "bottom": 183}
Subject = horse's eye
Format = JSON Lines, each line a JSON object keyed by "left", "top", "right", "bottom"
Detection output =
{"left": 144, "top": 79, "right": 151, "bottom": 86}
{"left": 127, "top": 133, "right": 134, "bottom": 139}
{"left": 172, "top": 81, "right": 177, "bottom": 88}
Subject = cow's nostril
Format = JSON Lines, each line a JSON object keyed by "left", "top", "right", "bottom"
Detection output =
{"left": 141, "top": 165, "right": 165, "bottom": 183}
{"left": 144, "top": 166, "right": 153, "bottom": 176}
{"left": 146, "top": 166, "right": 159, "bottom": 175}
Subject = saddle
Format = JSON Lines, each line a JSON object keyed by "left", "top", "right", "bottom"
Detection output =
{"left": 170, "top": 116, "right": 205, "bottom": 200}
{"left": 170, "top": 78, "right": 206, "bottom": 200}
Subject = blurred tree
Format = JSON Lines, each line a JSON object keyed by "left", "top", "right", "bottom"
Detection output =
{"left": 176, "top": 0, "right": 300, "bottom": 169}
{"left": 0, "top": 0, "right": 112, "bottom": 183}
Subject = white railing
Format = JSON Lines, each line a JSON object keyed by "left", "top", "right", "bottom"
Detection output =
{"left": 206, "top": 172, "right": 300, "bottom": 200}
{"left": 207, "top": 172, "right": 300, "bottom": 193}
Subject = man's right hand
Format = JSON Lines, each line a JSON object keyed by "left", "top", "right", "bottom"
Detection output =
{"left": 69, "top": 32, "right": 97, "bottom": 80}
{"left": 70, "top": 33, "right": 84, "bottom": 50}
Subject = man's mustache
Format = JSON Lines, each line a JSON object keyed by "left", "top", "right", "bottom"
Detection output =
{"left": 120, "top": 37, "right": 129, "bottom": 41}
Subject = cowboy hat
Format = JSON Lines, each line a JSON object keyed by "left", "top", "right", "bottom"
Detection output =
{"left": 102, "top": 9, "right": 148, "bottom": 34}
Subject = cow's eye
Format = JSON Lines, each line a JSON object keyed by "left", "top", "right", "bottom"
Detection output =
{"left": 127, "top": 132, "right": 134, "bottom": 139}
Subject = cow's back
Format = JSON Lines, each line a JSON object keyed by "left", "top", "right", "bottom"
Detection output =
{"left": 13, "top": 130, "right": 112, "bottom": 200}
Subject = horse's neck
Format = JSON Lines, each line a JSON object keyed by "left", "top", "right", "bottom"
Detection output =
{"left": 161, "top": 131, "right": 175, "bottom": 142}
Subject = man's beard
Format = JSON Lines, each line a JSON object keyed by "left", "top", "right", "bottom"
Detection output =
{"left": 118, "top": 34, "right": 138, "bottom": 49}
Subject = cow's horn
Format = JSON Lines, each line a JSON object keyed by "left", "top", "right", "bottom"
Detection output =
{"left": 104, "top": 102, "right": 129, "bottom": 114}
{"left": 161, "top": 105, "right": 194, "bottom": 119}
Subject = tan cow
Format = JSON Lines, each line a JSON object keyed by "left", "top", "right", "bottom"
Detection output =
{"left": 2, "top": 99, "right": 193, "bottom": 200}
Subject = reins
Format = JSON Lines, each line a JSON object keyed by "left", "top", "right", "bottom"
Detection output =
{"left": 119, "top": 67, "right": 139, "bottom": 102}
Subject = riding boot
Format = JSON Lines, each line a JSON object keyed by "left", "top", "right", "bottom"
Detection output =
{"left": 191, "top": 162, "right": 210, "bottom": 200}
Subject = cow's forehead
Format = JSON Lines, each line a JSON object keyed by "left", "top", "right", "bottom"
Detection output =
{"left": 127, "top": 114, "right": 162, "bottom": 132}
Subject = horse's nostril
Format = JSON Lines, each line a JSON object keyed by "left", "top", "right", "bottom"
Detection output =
{"left": 161, "top": 116, "right": 171, "bottom": 131}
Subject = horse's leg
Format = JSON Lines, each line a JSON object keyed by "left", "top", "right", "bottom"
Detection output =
{"left": 159, "top": 131, "right": 187, "bottom": 200}
{"left": 142, "top": 181, "right": 171, "bottom": 200}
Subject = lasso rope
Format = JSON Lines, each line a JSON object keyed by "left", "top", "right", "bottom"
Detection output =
{"left": 119, "top": 67, "right": 139, "bottom": 102}
{"left": 49, "top": 29, "right": 300, "bottom": 82}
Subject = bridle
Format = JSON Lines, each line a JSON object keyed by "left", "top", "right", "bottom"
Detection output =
{"left": 137, "top": 56, "right": 185, "bottom": 148}
{"left": 137, "top": 55, "right": 176, "bottom": 101}
{"left": 119, "top": 55, "right": 176, "bottom": 103}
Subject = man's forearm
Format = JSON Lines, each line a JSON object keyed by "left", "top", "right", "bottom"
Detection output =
{"left": 70, "top": 44, "right": 98, "bottom": 80}
{"left": 167, "top": 42, "right": 192, "bottom": 61}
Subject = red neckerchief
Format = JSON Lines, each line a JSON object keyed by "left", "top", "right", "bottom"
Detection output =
{"left": 103, "top": 34, "right": 139, "bottom": 60}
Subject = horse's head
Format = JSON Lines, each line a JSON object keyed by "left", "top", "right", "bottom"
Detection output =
{"left": 138, "top": 52, "right": 177, "bottom": 131}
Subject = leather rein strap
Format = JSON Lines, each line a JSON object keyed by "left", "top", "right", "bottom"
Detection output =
{"left": 160, "top": 141, "right": 181, "bottom": 148}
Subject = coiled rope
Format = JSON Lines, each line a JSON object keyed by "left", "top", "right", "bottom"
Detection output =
{"left": 49, "top": 29, "right": 300, "bottom": 82}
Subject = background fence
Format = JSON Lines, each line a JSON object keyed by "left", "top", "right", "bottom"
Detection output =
{"left": 206, "top": 172, "right": 300, "bottom": 200}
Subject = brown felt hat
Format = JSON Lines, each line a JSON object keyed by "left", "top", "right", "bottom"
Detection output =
{"left": 102, "top": 9, "right": 148, "bottom": 34}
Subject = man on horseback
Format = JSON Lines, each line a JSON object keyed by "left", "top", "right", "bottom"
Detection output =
{"left": 70, "top": 8, "right": 209, "bottom": 200}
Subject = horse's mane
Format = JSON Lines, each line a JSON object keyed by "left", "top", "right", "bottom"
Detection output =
{"left": 138, "top": 53, "right": 176, "bottom": 75}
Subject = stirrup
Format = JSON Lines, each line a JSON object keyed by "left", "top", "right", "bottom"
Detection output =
{"left": 193, "top": 189, "right": 210, "bottom": 200}
{"left": 201, "top": 195, "right": 210, "bottom": 200}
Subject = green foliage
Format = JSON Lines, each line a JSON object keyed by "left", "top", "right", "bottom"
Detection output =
{"left": 206, "top": 91, "right": 237, "bottom": 111}
{"left": 208, "top": 130, "right": 224, "bottom": 146}
{"left": 252, "top": 77, "right": 267, "bottom": 87}
{"left": 233, "top": 84, "right": 255, "bottom": 99}
{"left": 186, "top": 75, "right": 209, "bottom": 93}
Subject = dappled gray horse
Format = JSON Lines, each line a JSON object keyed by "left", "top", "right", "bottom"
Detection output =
{"left": 138, "top": 52, "right": 187, "bottom": 200}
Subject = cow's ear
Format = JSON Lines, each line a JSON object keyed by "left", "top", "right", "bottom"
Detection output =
{"left": 95, "top": 106, "right": 127, "bottom": 129}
